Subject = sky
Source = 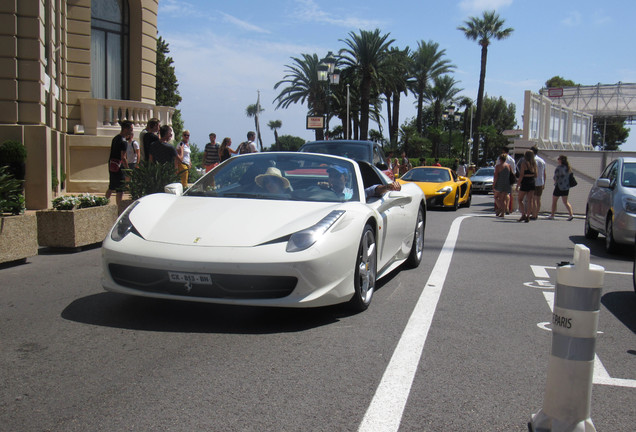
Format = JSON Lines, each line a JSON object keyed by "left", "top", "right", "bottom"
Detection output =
{"left": 156, "top": 0, "right": 636, "bottom": 151}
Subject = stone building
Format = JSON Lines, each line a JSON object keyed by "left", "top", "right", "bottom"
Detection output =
{"left": 0, "top": 0, "right": 172, "bottom": 210}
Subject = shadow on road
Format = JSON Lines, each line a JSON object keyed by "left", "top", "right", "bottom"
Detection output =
{"left": 601, "top": 291, "right": 636, "bottom": 335}
{"left": 60, "top": 284, "right": 386, "bottom": 334}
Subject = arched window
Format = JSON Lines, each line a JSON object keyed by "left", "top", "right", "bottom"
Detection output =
{"left": 91, "top": 0, "right": 129, "bottom": 99}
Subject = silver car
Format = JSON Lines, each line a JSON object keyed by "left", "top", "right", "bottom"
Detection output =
{"left": 585, "top": 157, "right": 636, "bottom": 253}
{"left": 469, "top": 167, "right": 494, "bottom": 194}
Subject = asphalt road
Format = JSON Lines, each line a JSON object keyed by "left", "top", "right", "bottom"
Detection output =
{"left": 1, "top": 194, "right": 635, "bottom": 431}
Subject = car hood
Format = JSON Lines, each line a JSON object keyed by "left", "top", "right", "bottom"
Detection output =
{"left": 128, "top": 193, "right": 345, "bottom": 247}
{"left": 470, "top": 175, "right": 493, "bottom": 181}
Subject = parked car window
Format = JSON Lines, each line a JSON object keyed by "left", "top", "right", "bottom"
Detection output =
{"left": 622, "top": 162, "right": 636, "bottom": 187}
{"left": 373, "top": 146, "right": 386, "bottom": 167}
{"left": 600, "top": 161, "right": 616, "bottom": 179}
{"left": 607, "top": 162, "right": 618, "bottom": 186}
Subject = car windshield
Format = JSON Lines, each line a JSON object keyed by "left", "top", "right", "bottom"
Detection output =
{"left": 300, "top": 142, "right": 371, "bottom": 163}
{"left": 401, "top": 168, "right": 451, "bottom": 183}
{"left": 185, "top": 153, "right": 360, "bottom": 202}
{"left": 474, "top": 168, "right": 494, "bottom": 176}
{"left": 622, "top": 162, "right": 636, "bottom": 187}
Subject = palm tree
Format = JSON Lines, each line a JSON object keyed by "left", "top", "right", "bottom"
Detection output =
{"left": 268, "top": 120, "right": 282, "bottom": 151}
{"left": 458, "top": 10, "right": 514, "bottom": 163}
{"left": 425, "top": 75, "right": 463, "bottom": 157}
{"left": 410, "top": 40, "right": 455, "bottom": 136}
{"left": 245, "top": 103, "right": 264, "bottom": 150}
{"left": 339, "top": 29, "right": 394, "bottom": 141}
{"left": 382, "top": 47, "right": 412, "bottom": 147}
{"left": 274, "top": 54, "right": 326, "bottom": 140}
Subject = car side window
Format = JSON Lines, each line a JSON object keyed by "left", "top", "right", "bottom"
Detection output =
{"left": 600, "top": 161, "right": 615, "bottom": 179}
{"left": 607, "top": 163, "right": 618, "bottom": 185}
{"left": 373, "top": 147, "right": 383, "bottom": 166}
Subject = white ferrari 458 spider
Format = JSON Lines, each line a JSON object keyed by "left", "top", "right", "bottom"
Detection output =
{"left": 102, "top": 152, "right": 426, "bottom": 311}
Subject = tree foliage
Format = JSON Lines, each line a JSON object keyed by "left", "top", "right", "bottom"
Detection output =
{"left": 156, "top": 36, "right": 183, "bottom": 139}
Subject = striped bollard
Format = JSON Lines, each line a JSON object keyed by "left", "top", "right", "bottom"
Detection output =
{"left": 529, "top": 244, "right": 604, "bottom": 432}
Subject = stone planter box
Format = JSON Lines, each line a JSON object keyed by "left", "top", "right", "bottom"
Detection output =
{"left": 0, "top": 213, "right": 38, "bottom": 264}
{"left": 37, "top": 204, "right": 118, "bottom": 248}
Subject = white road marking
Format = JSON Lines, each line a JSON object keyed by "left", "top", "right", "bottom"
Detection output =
{"left": 358, "top": 215, "right": 472, "bottom": 432}
{"left": 541, "top": 291, "right": 636, "bottom": 388}
{"left": 531, "top": 265, "right": 551, "bottom": 279}
{"left": 533, "top": 265, "right": 631, "bottom": 277}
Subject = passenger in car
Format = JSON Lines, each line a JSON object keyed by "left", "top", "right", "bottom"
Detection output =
{"left": 254, "top": 167, "right": 291, "bottom": 194}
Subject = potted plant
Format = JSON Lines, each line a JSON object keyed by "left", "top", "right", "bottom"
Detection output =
{"left": 36, "top": 193, "right": 118, "bottom": 249}
{"left": 0, "top": 166, "right": 37, "bottom": 264}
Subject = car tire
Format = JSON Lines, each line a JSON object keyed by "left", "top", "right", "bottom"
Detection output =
{"left": 405, "top": 205, "right": 425, "bottom": 269}
{"left": 349, "top": 224, "right": 377, "bottom": 312}
{"left": 584, "top": 207, "right": 599, "bottom": 239}
{"left": 464, "top": 189, "right": 472, "bottom": 208}
{"left": 605, "top": 217, "right": 619, "bottom": 254}
{"left": 452, "top": 190, "right": 459, "bottom": 211}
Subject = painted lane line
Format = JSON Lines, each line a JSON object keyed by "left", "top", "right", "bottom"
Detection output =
{"left": 358, "top": 215, "right": 472, "bottom": 432}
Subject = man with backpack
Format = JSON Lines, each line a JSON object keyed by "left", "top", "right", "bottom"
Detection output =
{"left": 238, "top": 131, "right": 258, "bottom": 154}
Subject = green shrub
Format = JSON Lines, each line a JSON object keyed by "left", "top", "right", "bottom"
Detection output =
{"left": 0, "top": 166, "right": 25, "bottom": 215}
{"left": 125, "top": 161, "right": 180, "bottom": 200}
{"left": 0, "top": 140, "right": 27, "bottom": 165}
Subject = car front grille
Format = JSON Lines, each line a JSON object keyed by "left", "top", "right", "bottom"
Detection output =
{"left": 108, "top": 264, "right": 297, "bottom": 299}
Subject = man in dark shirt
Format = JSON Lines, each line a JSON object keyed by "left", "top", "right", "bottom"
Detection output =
{"left": 203, "top": 133, "right": 220, "bottom": 172}
{"left": 149, "top": 125, "right": 180, "bottom": 172}
{"left": 106, "top": 120, "right": 132, "bottom": 205}
{"left": 142, "top": 118, "right": 160, "bottom": 162}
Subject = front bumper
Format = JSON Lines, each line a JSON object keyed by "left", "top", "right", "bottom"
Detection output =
{"left": 102, "top": 230, "right": 359, "bottom": 308}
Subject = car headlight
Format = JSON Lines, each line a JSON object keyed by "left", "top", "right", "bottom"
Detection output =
{"left": 622, "top": 196, "right": 636, "bottom": 214}
{"left": 110, "top": 201, "right": 140, "bottom": 242}
{"left": 286, "top": 210, "right": 345, "bottom": 252}
{"left": 436, "top": 186, "right": 452, "bottom": 194}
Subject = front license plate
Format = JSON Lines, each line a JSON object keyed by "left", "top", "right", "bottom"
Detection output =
{"left": 168, "top": 272, "right": 213, "bottom": 285}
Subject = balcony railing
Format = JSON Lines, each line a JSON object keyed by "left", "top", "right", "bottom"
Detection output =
{"left": 79, "top": 98, "right": 175, "bottom": 136}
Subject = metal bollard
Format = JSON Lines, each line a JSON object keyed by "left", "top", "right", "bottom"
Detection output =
{"left": 529, "top": 244, "right": 604, "bottom": 432}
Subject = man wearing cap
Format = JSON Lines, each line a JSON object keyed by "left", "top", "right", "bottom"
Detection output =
{"left": 327, "top": 166, "right": 354, "bottom": 200}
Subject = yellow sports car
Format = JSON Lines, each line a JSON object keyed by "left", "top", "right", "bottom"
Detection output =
{"left": 398, "top": 166, "right": 472, "bottom": 210}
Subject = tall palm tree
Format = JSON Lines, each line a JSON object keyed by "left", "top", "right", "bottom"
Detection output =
{"left": 425, "top": 75, "right": 463, "bottom": 157}
{"left": 274, "top": 53, "right": 326, "bottom": 140}
{"left": 339, "top": 29, "right": 394, "bottom": 141}
{"left": 268, "top": 120, "right": 282, "bottom": 151}
{"left": 410, "top": 40, "right": 455, "bottom": 136}
{"left": 245, "top": 103, "right": 264, "bottom": 150}
{"left": 458, "top": 10, "right": 514, "bottom": 163}
{"left": 381, "top": 47, "right": 412, "bottom": 147}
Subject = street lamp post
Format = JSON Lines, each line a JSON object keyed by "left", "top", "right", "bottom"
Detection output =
{"left": 318, "top": 51, "right": 340, "bottom": 140}
{"left": 442, "top": 105, "right": 461, "bottom": 158}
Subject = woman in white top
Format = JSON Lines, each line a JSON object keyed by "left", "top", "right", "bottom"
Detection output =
{"left": 177, "top": 130, "right": 192, "bottom": 188}
{"left": 125, "top": 131, "right": 140, "bottom": 169}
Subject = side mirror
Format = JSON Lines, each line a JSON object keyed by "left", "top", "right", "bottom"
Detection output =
{"left": 596, "top": 178, "right": 611, "bottom": 189}
{"left": 165, "top": 182, "right": 184, "bottom": 195}
{"left": 376, "top": 162, "right": 388, "bottom": 170}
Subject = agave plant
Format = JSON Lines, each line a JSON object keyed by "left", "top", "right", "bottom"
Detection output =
{"left": 125, "top": 161, "right": 180, "bottom": 200}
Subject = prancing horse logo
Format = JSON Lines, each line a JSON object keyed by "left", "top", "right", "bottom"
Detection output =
{"left": 184, "top": 281, "right": 193, "bottom": 293}
{"left": 193, "top": 237, "right": 201, "bottom": 244}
